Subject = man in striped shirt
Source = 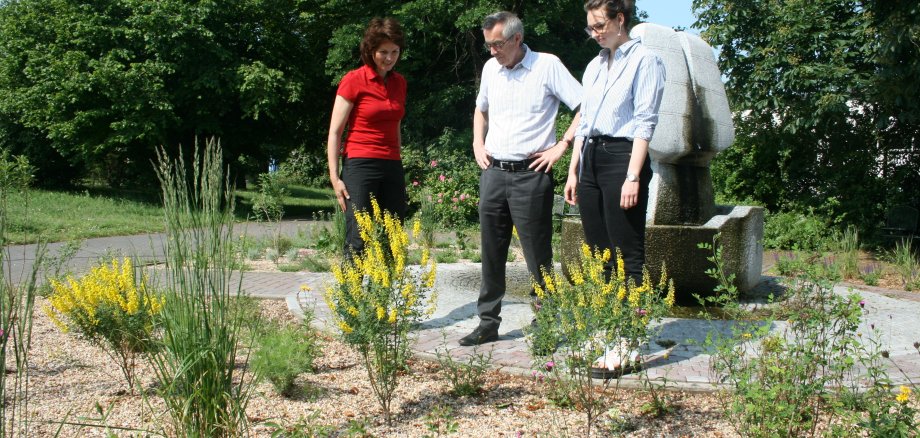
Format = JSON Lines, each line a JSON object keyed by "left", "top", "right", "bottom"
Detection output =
{"left": 459, "top": 11, "right": 582, "bottom": 347}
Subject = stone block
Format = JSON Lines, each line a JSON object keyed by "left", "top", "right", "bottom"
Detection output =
{"left": 645, "top": 205, "right": 764, "bottom": 300}
{"left": 647, "top": 162, "right": 716, "bottom": 226}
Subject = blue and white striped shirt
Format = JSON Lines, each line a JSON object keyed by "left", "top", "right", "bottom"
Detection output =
{"left": 575, "top": 38, "right": 666, "bottom": 142}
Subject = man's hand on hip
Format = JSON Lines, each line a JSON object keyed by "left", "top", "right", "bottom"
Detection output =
{"left": 473, "top": 142, "right": 492, "bottom": 170}
{"left": 529, "top": 141, "right": 568, "bottom": 173}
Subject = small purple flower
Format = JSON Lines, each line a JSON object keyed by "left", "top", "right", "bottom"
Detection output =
{"left": 430, "top": 160, "right": 438, "bottom": 167}
{"left": 544, "top": 361, "right": 555, "bottom": 371}
{"left": 636, "top": 308, "right": 648, "bottom": 316}
{"left": 859, "top": 300, "right": 865, "bottom": 308}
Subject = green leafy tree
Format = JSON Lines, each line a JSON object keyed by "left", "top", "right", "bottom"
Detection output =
{"left": 0, "top": 0, "right": 331, "bottom": 186}
{"left": 696, "top": 0, "right": 920, "bottom": 233}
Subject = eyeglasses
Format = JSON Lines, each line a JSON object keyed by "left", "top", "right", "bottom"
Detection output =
{"left": 583, "top": 20, "right": 608, "bottom": 37}
{"left": 483, "top": 38, "right": 511, "bottom": 51}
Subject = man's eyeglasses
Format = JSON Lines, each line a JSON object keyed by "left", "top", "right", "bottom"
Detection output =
{"left": 584, "top": 20, "right": 608, "bottom": 37}
{"left": 483, "top": 38, "right": 511, "bottom": 51}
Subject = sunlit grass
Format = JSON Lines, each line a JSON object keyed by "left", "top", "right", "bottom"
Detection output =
{"left": 4, "top": 184, "right": 336, "bottom": 244}
{"left": 5, "top": 189, "right": 165, "bottom": 244}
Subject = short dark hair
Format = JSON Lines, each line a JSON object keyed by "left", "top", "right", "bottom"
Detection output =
{"left": 360, "top": 17, "right": 405, "bottom": 69}
{"left": 584, "top": 0, "right": 635, "bottom": 30}
{"left": 482, "top": 11, "right": 524, "bottom": 39}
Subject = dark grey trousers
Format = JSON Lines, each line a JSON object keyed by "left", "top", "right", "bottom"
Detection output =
{"left": 476, "top": 165, "right": 554, "bottom": 329}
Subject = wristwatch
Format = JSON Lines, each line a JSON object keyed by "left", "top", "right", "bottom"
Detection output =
{"left": 626, "top": 172, "right": 639, "bottom": 182}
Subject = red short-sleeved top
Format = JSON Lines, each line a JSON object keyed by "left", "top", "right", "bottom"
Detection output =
{"left": 336, "top": 64, "right": 406, "bottom": 160}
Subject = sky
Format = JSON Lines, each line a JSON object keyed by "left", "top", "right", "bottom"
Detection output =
{"left": 638, "top": 0, "right": 698, "bottom": 33}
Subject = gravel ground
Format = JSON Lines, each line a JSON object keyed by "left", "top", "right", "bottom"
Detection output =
{"left": 29, "top": 296, "right": 741, "bottom": 437}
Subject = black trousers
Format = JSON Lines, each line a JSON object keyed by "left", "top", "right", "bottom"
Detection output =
{"left": 477, "top": 165, "right": 554, "bottom": 330}
{"left": 578, "top": 138, "right": 652, "bottom": 283}
{"left": 341, "top": 158, "right": 406, "bottom": 257}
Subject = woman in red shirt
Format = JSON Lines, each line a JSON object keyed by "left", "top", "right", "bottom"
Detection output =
{"left": 327, "top": 17, "right": 407, "bottom": 256}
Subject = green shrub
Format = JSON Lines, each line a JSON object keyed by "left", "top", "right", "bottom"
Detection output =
{"left": 529, "top": 245, "right": 675, "bottom": 437}
{"left": 263, "top": 411, "right": 335, "bottom": 438}
{"left": 710, "top": 271, "right": 864, "bottom": 437}
{"left": 435, "top": 342, "right": 492, "bottom": 397}
{"left": 251, "top": 322, "right": 319, "bottom": 396}
{"left": 407, "top": 158, "right": 479, "bottom": 228}
{"left": 763, "top": 209, "right": 836, "bottom": 251}
{"left": 44, "top": 258, "right": 161, "bottom": 392}
{"left": 251, "top": 171, "right": 288, "bottom": 223}
{"left": 324, "top": 202, "right": 437, "bottom": 424}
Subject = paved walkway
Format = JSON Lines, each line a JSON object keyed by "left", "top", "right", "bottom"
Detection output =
{"left": 7, "top": 222, "right": 920, "bottom": 391}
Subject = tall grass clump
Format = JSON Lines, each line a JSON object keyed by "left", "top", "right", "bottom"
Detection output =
{"left": 0, "top": 151, "right": 45, "bottom": 436}
{"left": 888, "top": 239, "right": 919, "bottom": 291}
{"left": 149, "top": 139, "right": 254, "bottom": 436}
{"left": 835, "top": 226, "right": 861, "bottom": 280}
{"left": 324, "top": 200, "right": 437, "bottom": 424}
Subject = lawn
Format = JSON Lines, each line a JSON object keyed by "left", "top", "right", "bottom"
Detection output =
{"left": 3, "top": 184, "right": 335, "bottom": 244}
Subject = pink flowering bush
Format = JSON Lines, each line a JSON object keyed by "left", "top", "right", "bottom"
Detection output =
{"left": 408, "top": 159, "right": 479, "bottom": 227}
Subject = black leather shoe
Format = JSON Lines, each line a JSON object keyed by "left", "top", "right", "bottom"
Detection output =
{"left": 458, "top": 326, "right": 499, "bottom": 346}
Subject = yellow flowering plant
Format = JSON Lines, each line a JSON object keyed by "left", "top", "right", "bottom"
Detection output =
{"left": 324, "top": 199, "right": 437, "bottom": 424}
{"left": 44, "top": 257, "right": 162, "bottom": 392}
{"left": 530, "top": 244, "right": 674, "bottom": 436}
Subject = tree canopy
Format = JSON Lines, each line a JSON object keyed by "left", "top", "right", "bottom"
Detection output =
{"left": 0, "top": 0, "right": 597, "bottom": 187}
{"left": 695, "top": 0, "right": 920, "bottom": 232}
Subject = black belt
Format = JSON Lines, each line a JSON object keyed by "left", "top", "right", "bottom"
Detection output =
{"left": 587, "top": 135, "right": 629, "bottom": 144}
{"left": 491, "top": 158, "right": 536, "bottom": 172}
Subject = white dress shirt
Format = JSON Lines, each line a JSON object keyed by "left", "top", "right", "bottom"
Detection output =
{"left": 476, "top": 45, "right": 582, "bottom": 161}
{"left": 576, "top": 38, "right": 666, "bottom": 141}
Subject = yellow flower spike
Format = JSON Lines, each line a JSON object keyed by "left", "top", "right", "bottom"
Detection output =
{"left": 896, "top": 386, "right": 911, "bottom": 403}
{"left": 512, "top": 225, "right": 519, "bottom": 240}
{"left": 387, "top": 309, "right": 397, "bottom": 324}
{"left": 542, "top": 272, "right": 556, "bottom": 294}
{"left": 376, "top": 306, "right": 385, "bottom": 320}
{"left": 348, "top": 306, "right": 359, "bottom": 317}
{"left": 581, "top": 243, "right": 591, "bottom": 259}
{"left": 601, "top": 282, "right": 614, "bottom": 296}
{"left": 601, "top": 248, "right": 611, "bottom": 263}
{"left": 616, "top": 249, "right": 626, "bottom": 282}
{"left": 533, "top": 282, "right": 545, "bottom": 299}
{"left": 664, "top": 280, "right": 676, "bottom": 307}
{"left": 339, "top": 321, "right": 353, "bottom": 334}
{"left": 370, "top": 197, "right": 382, "bottom": 222}
{"left": 300, "top": 284, "right": 312, "bottom": 292}
{"left": 570, "top": 267, "right": 584, "bottom": 286}
{"left": 43, "top": 305, "right": 70, "bottom": 332}
{"left": 424, "top": 266, "right": 437, "bottom": 289}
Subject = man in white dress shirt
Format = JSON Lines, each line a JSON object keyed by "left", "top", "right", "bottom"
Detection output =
{"left": 459, "top": 11, "right": 582, "bottom": 346}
